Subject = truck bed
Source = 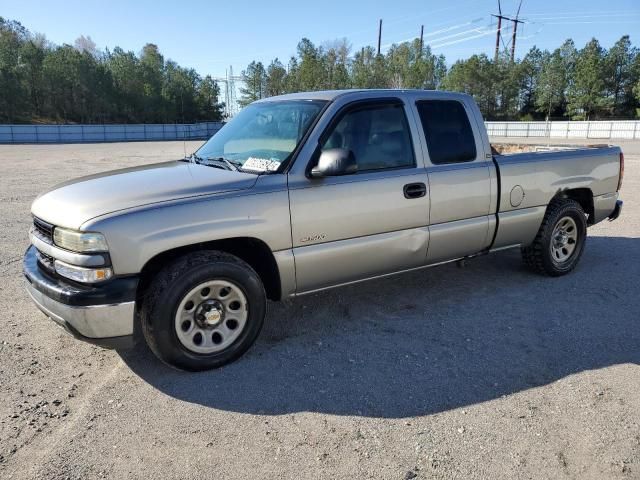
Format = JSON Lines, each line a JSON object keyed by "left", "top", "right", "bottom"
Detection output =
{"left": 490, "top": 145, "right": 622, "bottom": 250}
{"left": 491, "top": 142, "right": 611, "bottom": 155}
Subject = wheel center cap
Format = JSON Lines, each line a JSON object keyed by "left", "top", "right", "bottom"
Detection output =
{"left": 204, "top": 309, "right": 222, "bottom": 325}
{"left": 555, "top": 232, "right": 568, "bottom": 247}
{"left": 195, "top": 300, "right": 225, "bottom": 328}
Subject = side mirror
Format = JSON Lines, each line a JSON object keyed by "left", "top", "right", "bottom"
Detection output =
{"left": 310, "top": 148, "right": 357, "bottom": 178}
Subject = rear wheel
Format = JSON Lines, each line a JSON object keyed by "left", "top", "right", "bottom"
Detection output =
{"left": 521, "top": 198, "right": 587, "bottom": 276}
{"left": 140, "top": 251, "right": 266, "bottom": 371}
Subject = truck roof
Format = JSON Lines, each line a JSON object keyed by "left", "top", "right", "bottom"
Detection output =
{"left": 257, "top": 89, "right": 470, "bottom": 103}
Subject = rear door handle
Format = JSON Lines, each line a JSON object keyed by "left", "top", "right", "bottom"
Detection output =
{"left": 403, "top": 182, "right": 427, "bottom": 199}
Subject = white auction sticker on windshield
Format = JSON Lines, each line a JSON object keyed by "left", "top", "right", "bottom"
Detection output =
{"left": 243, "top": 157, "right": 281, "bottom": 172}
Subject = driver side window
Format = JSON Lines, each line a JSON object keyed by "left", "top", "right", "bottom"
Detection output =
{"left": 321, "top": 103, "right": 415, "bottom": 172}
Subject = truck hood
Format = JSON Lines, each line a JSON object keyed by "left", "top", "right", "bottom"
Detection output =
{"left": 31, "top": 161, "right": 258, "bottom": 229}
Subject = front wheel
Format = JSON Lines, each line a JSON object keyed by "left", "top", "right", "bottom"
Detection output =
{"left": 521, "top": 198, "right": 587, "bottom": 276}
{"left": 140, "top": 251, "right": 266, "bottom": 371}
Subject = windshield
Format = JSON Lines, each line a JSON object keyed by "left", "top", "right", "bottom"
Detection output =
{"left": 196, "top": 100, "right": 327, "bottom": 173}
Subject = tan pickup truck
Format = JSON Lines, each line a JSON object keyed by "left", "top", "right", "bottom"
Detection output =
{"left": 24, "top": 89, "right": 624, "bottom": 370}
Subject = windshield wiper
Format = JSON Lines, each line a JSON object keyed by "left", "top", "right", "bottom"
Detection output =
{"left": 190, "top": 154, "right": 271, "bottom": 175}
{"left": 186, "top": 154, "right": 238, "bottom": 172}
{"left": 207, "top": 157, "right": 241, "bottom": 172}
{"left": 184, "top": 152, "right": 205, "bottom": 164}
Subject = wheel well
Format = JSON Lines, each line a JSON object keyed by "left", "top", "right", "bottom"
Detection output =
{"left": 137, "top": 238, "right": 282, "bottom": 303}
{"left": 553, "top": 188, "right": 595, "bottom": 225}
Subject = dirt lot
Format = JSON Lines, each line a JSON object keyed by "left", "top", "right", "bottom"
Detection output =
{"left": 0, "top": 140, "right": 638, "bottom": 480}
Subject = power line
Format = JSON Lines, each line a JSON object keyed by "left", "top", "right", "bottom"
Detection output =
{"left": 541, "top": 20, "right": 640, "bottom": 25}
{"left": 431, "top": 28, "right": 499, "bottom": 49}
{"left": 378, "top": 18, "right": 485, "bottom": 51}
{"left": 525, "top": 10, "right": 640, "bottom": 16}
{"left": 528, "top": 12, "right": 640, "bottom": 21}
{"left": 428, "top": 26, "right": 492, "bottom": 44}
{"left": 424, "top": 18, "right": 484, "bottom": 38}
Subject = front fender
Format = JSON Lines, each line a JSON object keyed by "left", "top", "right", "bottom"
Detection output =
{"left": 83, "top": 185, "right": 291, "bottom": 276}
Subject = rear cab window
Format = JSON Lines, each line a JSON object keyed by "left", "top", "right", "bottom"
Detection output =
{"left": 416, "top": 100, "right": 477, "bottom": 165}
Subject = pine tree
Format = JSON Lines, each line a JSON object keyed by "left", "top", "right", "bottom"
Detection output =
{"left": 265, "top": 59, "right": 287, "bottom": 97}
{"left": 604, "top": 36, "right": 637, "bottom": 117}
{"left": 238, "top": 61, "right": 266, "bottom": 107}
{"left": 567, "top": 39, "right": 608, "bottom": 119}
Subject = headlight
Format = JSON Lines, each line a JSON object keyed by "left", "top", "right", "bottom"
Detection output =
{"left": 54, "top": 260, "right": 113, "bottom": 283}
{"left": 53, "top": 228, "right": 108, "bottom": 252}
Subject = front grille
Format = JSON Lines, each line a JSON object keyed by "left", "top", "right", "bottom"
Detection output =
{"left": 33, "top": 217, "right": 54, "bottom": 244}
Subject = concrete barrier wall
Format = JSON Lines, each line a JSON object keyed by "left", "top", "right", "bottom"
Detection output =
{"left": 0, "top": 122, "right": 224, "bottom": 144}
{"left": 485, "top": 120, "right": 640, "bottom": 140}
{"left": 3, "top": 120, "right": 638, "bottom": 144}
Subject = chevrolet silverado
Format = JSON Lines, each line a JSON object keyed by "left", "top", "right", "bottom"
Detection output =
{"left": 24, "top": 90, "right": 624, "bottom": 370}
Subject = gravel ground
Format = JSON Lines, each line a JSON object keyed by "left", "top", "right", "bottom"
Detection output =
{"left": 0, "top": 139, "right": 638, "bottom": 480}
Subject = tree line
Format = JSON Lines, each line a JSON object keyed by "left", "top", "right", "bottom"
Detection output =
{"left": 0, "top": 17, "right": 224, "bottom": 124}
{"left": 1, "top": 15, "right": 639, "bottom": 124}
{"left": 240, "top": 36, "right": 640, "bottom": 120}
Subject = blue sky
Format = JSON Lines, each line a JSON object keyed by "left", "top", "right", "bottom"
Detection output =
{"left": 2, "top": 0, "right": 639, "bottom": 79}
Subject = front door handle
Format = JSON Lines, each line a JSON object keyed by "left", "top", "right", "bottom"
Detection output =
{"left": 403, "top": 182, "right": 427, "bottom": 199}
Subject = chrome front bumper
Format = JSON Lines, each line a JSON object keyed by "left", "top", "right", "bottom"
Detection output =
{"left": 26, "top": 281, "right": 134, "bottom": 338}
{"left": 23, "top": 245, "right": 137, "bottom": 349}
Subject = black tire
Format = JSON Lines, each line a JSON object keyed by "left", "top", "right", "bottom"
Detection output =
{"left": 140, "top": 250, "right": 266, "bottom": 371}
{"left": 521, "top": 198, "right": 587, "bottom": 276}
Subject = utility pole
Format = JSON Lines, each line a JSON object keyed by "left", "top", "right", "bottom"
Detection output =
{"left": 214, "top": 66, "right": 241, "bottom": 118}
{"left": 419, "top": 24, "right": 424, "bottom": 54}
{"left": 377, "top": 19, "right": 382, "bottom": 56}
{"left": 510, "top": 17, "right": 524, "bottom": 62}
{"left": 491, "top": 0, "right": 507, "bottom": 62}
{"left": 493, "top": 15, "right": 502, "bottom": 62}
{"left": 491, "top": 0, "right": 524, "bottom": 62}
{"left": 224, "top": 68, "right": 230, "bottom": 118}
{"left": 510, "top": 1, "right": 524, "bottom": 62}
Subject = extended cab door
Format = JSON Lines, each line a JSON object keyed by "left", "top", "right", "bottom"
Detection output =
{"left": 412, "top": 96, "right": 495, "bottom": 263}
{"left": 287, "top": 97, "right": 430, "bottom": 293}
